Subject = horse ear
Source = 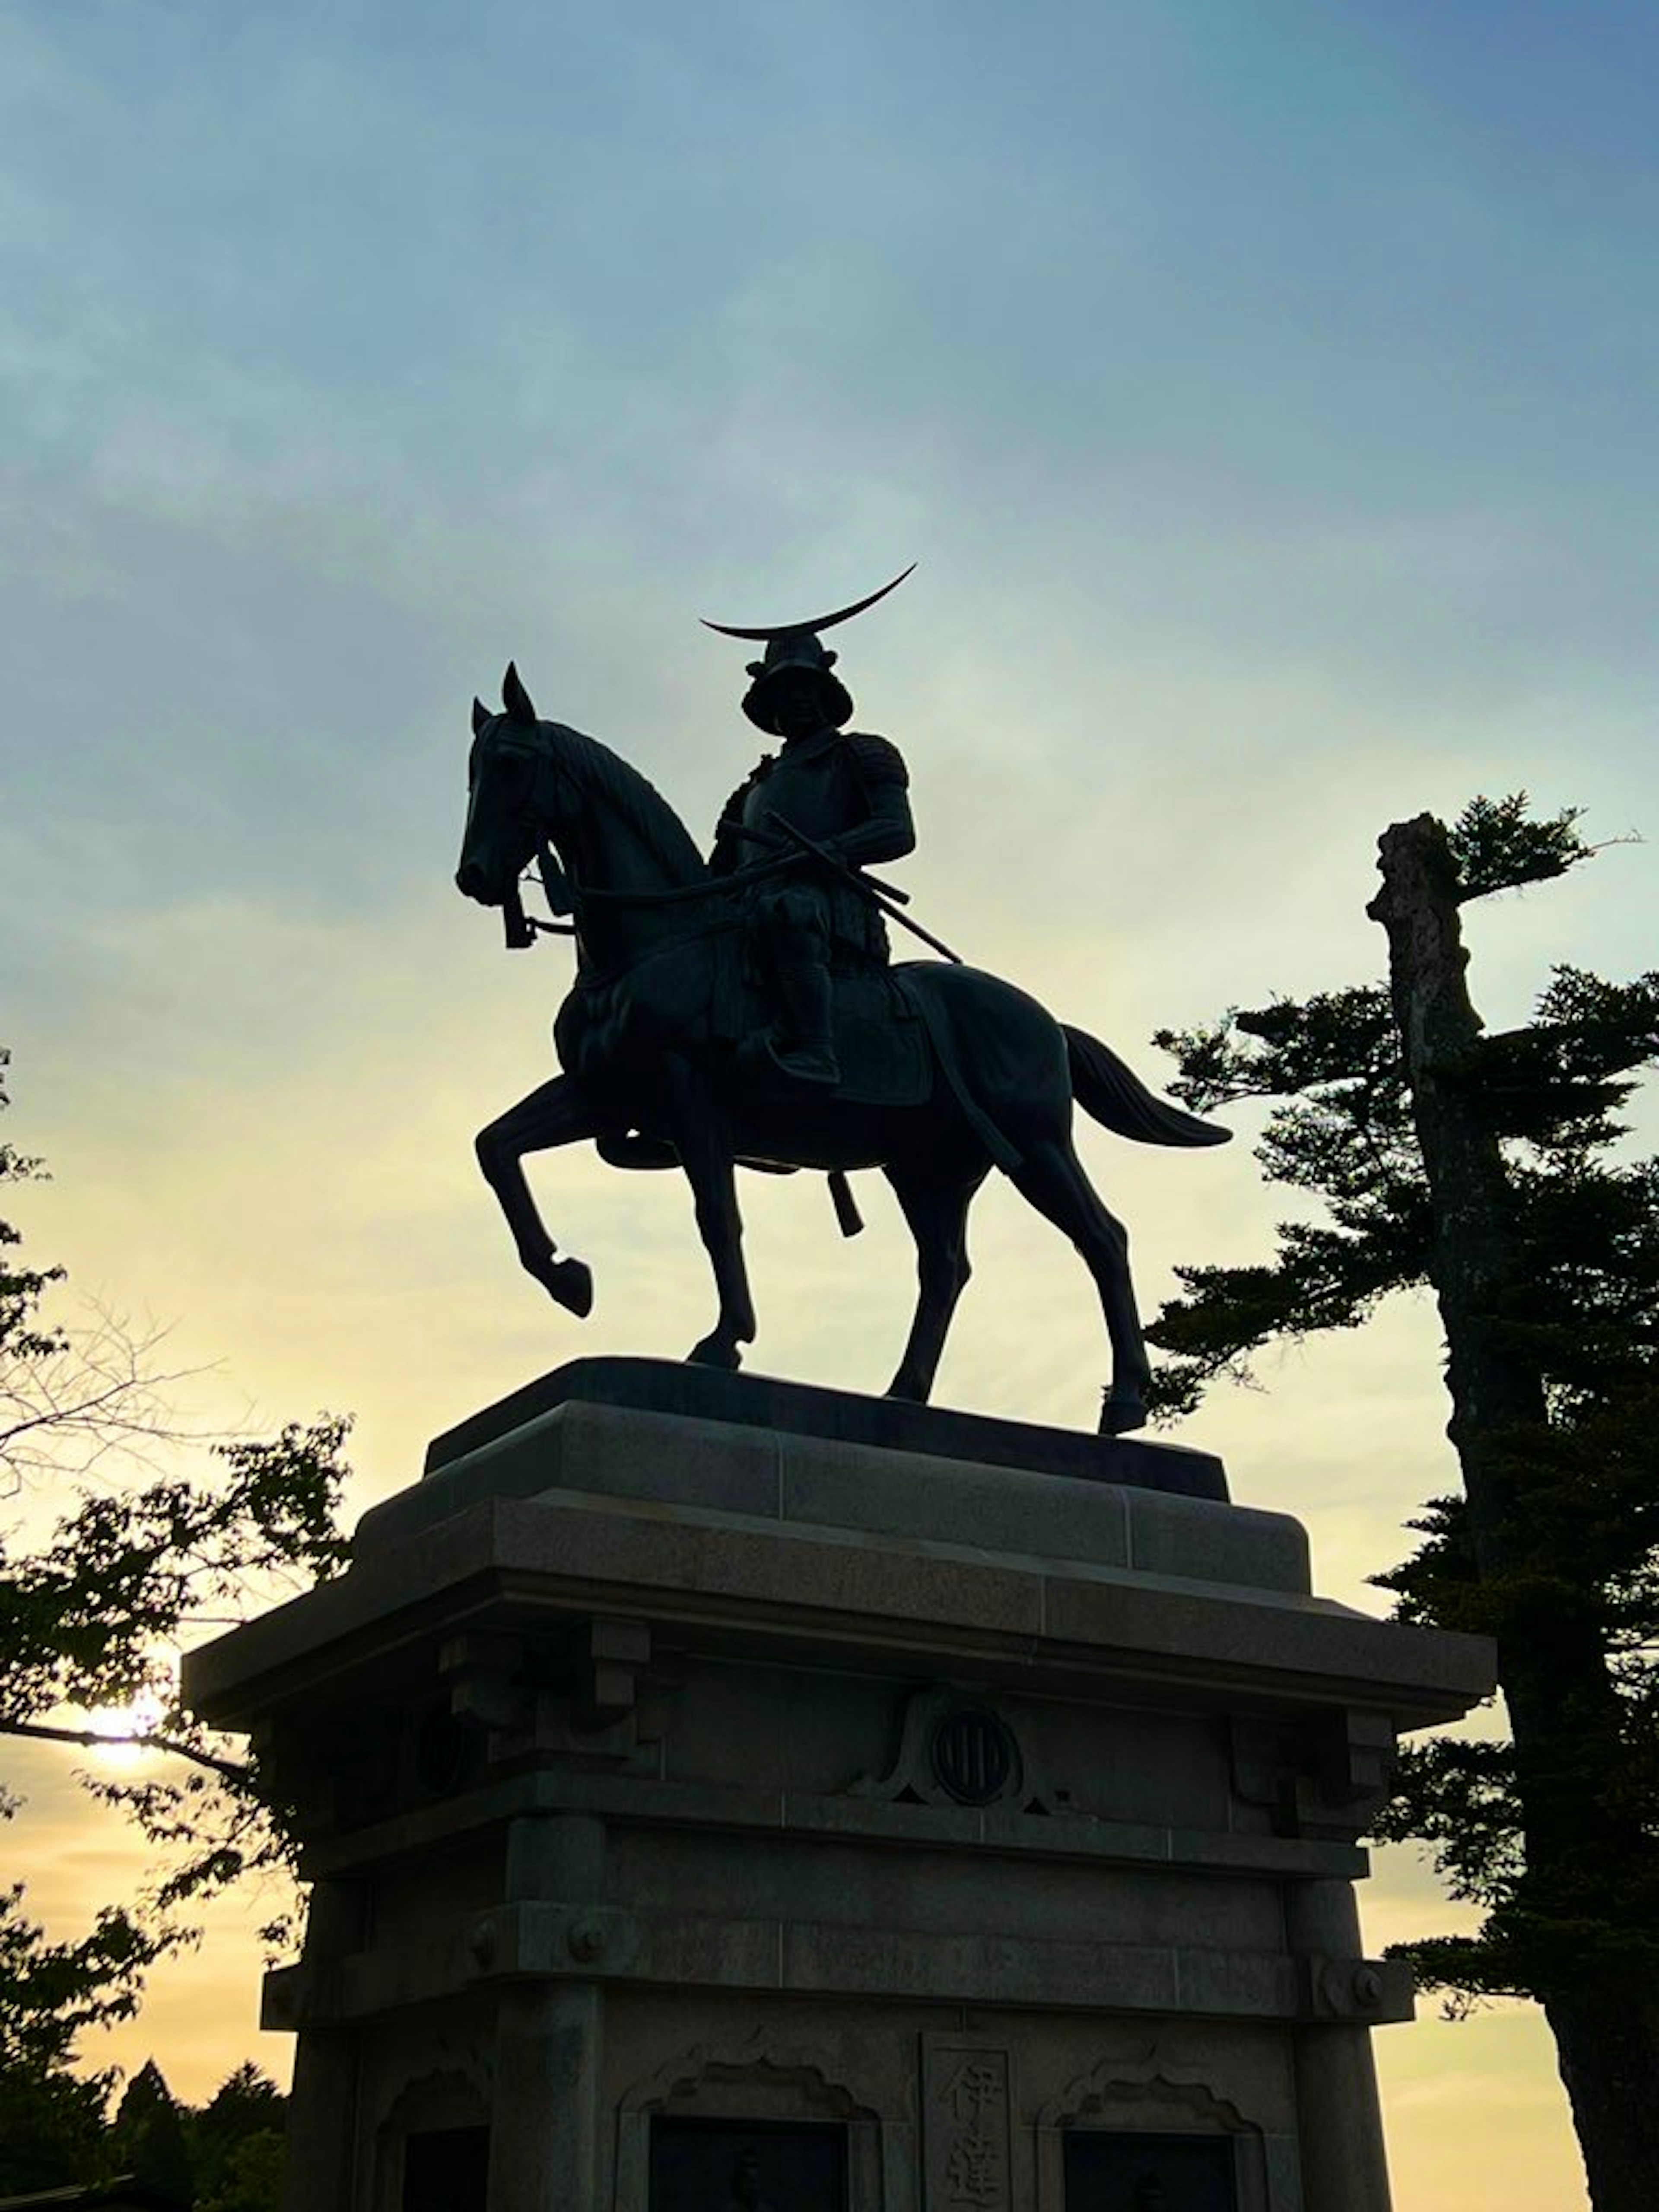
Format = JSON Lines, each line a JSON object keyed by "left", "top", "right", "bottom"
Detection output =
{"left": 471, "top": 695, "right": 490, "bottom": 736}
{"left": 502, "top": 661, "right": 537, "bottom": 724}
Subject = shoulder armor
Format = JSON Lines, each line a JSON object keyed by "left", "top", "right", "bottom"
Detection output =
{"left": 842, "top": 730, "right": 909, "bottom": 787}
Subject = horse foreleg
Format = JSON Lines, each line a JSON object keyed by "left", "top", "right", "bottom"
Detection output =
{"left": 474, "top": 1076, "right": 598, "bottom": 1317}
{"left": 1007, "top": 1136, "right": 1152, "bottom": 1435}
{"left": 883, "top": 1160, "right": 986, "bottom": 1404}
{"left": 664, "top": 1059, "right": 755, "bottom": 1371}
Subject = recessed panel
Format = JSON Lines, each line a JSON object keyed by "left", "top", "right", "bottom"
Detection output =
{"left": 402, "top": 2125, "right": 489, "bottom": 2212}
{"left": 649, "top": 2117, "right": 848, "bottom": 2211}
{"left": 1063, "top": 2129, "right": 1237, "bottom": 2211}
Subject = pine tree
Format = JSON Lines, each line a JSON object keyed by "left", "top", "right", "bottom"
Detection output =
{"left": 189, "top": 2063, "right": 285, "bottom": 2205}
{"left": 109, "top": 2058, "right": 194, "bottom": 2202}
{"left": 1145, "top": 798, "right": 1659, "bottom": 2211}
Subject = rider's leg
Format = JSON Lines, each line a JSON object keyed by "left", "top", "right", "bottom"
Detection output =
{"left": 758, "top": 887, "right": 840, "bottom": 1087}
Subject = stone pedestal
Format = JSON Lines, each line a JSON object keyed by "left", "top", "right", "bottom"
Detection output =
{"left": 183, "top": 1358, "right": 1494, "bottom": 2212}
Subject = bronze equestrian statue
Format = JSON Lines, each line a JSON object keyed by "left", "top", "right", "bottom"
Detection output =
{"left": 454, "top": 578, "right": 1227, "bottom": 1434}
{"left": 706, "top": 567, "right": 918, "bottom": 1087}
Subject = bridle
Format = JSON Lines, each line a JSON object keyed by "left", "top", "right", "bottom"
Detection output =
{"left": 477, "top": 726, "right": 576, "bottom": 949}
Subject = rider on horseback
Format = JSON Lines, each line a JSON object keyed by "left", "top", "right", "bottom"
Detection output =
{"left": 707, "top": 581, "right": 915, "bottom": 1088}
{"left": 460, "top": 620, "right": 1230, "bottom": 1429}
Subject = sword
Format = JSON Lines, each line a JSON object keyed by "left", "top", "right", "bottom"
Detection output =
{"left": 762, "top": 809, "right": 964, "bottom": 965}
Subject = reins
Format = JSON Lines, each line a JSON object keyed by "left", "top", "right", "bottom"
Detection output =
{"left": 575, "top": 852, "right": 797, "bottom": 905}
{"left": 570, "top": 908, "right": 747, "bottom": 995}
{"left": 504, "top": 842, "right": 578, "bottom": 947}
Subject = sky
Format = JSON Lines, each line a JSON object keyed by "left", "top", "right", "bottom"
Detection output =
{"left": 3, "top": 2, "right": 1656, "bottom": 2204}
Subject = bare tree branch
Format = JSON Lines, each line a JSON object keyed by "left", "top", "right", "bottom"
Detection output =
{"left": 3, "top": 1718, "right": 252, "bottom": 1786}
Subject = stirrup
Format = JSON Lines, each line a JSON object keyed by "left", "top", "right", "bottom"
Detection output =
{"left": 763, "top": 1034, "right": 841, "bottom": 1088}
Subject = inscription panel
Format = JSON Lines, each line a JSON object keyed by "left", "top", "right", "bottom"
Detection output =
{"left": 922, "top": 2037, "right": 1014, "bottom": 2212}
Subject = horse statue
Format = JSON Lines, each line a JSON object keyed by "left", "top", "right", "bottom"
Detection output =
{"left": 454, "top": 664, "right": 1228, "bottom": 1434}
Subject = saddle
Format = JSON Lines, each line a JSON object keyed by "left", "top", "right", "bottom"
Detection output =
{"left": 757, "top": 967, "right": 930, "bottom": 1105}
{"left": 718, "top": 961, "right": 931, "bottom": 1106}
{"left": 595, "top": 964, "right": 931, "bottom": 1220}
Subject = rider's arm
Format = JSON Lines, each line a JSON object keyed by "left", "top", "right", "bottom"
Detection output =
{"left": 832, "top": 733, "right": 915, "bottom": 869}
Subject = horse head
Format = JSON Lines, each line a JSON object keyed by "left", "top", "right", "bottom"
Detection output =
{"left": 456, "top": 664, "right": 708, "bottom": 942}
{"left": 455, "top": 663, "right": 554, "bottom": 911}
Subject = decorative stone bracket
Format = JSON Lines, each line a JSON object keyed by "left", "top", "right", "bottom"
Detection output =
{"left": 1230, "top": 1709, "right": 1396, "bottom": 1840}
{"left": 439, "top": 1618, "right": 666, "bottom": 1765}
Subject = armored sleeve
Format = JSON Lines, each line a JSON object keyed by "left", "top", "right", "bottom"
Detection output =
{"left": 833, "top": 732, "right": 915, "bottom": 869}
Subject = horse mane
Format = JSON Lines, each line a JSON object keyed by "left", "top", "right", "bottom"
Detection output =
{"left": 547, "top": 721, "right": 707, "bottom": 882}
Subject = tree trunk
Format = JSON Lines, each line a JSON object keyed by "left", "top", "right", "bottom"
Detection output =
{"left": 1370, "top": 815, "right": 1659, "bottom": 2210}
{"left": 1546, "top": 1990, "right": 1659, "bottom": 2212}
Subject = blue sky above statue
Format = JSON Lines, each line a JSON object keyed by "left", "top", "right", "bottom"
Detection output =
{"left": 2, "top": 7, "right": 1655, "bottom": 2207}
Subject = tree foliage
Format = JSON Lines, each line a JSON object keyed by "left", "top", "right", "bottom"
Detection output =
{"left": 0, "top": 2049, "right": 289, "bottom": 2205}
{"left": 1144, "top": 797, "right": 1659, "bottom": 2206}
{"left": 0, "top": 1878, "right": 163, "bottom": 2190}
{"left": 196, "top": 2126, "right": 286, "bottom": 2212}
{"left": 0, "top": 1047, "right": 348, "bottom": 2148}
{"left": 110, "top": 2058, "right": 195, "bottom": 2201}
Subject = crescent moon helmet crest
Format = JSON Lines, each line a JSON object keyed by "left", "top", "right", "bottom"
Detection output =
{"left": 699, "top": 563, "right": 916, "bottom": 642}
{"left": 702, "top": 566, "right": 915, "bottom": 734}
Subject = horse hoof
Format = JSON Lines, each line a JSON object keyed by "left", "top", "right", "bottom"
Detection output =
{"left": 687, "top": 1335, "right": 742, "bottom": 1372}
{"left": 1099, "top": 1388, "right": 1146, "bottom": 1437}
{"left": 547, "top": 1259, "right": 594, "bottom": 1318}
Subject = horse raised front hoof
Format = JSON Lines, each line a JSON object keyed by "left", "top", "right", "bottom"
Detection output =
{"left": 1099, "top": 1386, "right": 1147, "bottom": 1437}
{"left": 541, "top": 1257, "right": 594, "bottom": 1318}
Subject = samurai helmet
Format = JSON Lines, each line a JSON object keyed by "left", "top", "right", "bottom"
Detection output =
{"left": 702, "top": 563, "right": 914, "bottom": 734}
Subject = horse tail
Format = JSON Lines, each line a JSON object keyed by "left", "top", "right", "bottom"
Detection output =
{"left": 1064, "top": 1027, "right": 1231, "bottom": 1148}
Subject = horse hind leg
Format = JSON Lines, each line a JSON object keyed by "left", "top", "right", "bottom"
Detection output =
{"left": 1007, "top": 1135, "right": 1151, "bottom": 1435}
{"left": 883, "top": 1161, "right": 986, "bottom": 1405}
{"left": 475, "top": 1075, "right": 597, "bottom": 1317}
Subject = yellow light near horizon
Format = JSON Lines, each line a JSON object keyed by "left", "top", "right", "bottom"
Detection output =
{"left": 78, "top": 1694, "right": 167, "bottom": 1768}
